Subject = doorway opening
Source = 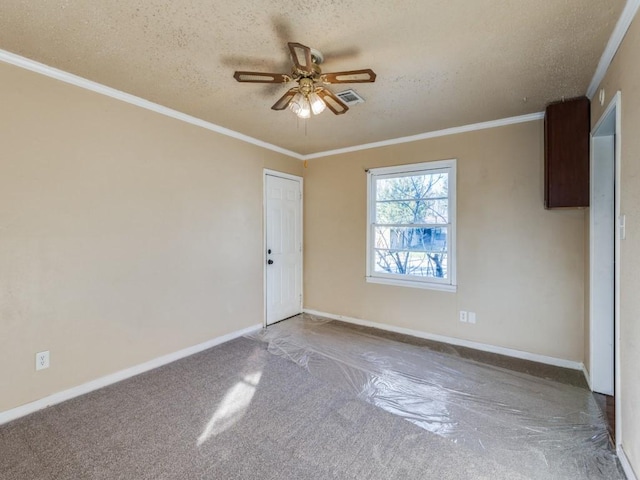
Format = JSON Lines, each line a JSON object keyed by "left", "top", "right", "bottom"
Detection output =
{"left": 590, "top": 91, "right": 621, "bottom": 445}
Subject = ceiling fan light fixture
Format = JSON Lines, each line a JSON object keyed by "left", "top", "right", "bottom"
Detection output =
{"left": 289, "top": 92, "right": 305, "bottom": 116}
{"left": 309, "top": 92, "right": 326, "bottom": 115}
{"left": 289, "top": 91, "right": 313, "bottom": 119}
{"left": 297, "top": 97, "right": 311, "bottom": 119}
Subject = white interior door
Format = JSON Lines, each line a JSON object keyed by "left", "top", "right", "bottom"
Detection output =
{"left": 265, "top": 172, "right": 302, "bottom": 325}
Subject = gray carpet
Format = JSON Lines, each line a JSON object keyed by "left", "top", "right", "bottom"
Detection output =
{"left": 0, "top": 322, "right": 624, "bottom": 479}
{"left": 2, "top": 336, "right": 531, "bottom": 479}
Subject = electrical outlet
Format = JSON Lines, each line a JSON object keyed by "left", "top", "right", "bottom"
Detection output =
{"left": 459, "top": 311, "right": 468, "bottom": 323}
{"left": 468, "top": 312, "right": 477, "bottom": 324}
{"left": 36, "top": 351, "right": 50, "bottom": 371}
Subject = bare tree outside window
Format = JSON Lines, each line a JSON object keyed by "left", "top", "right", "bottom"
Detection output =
{"left": 374, "top": 172, "right": 449, "bottom": 279}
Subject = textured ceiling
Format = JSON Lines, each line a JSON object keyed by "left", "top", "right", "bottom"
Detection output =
{"left": 0, "top": 1, "right": 626, "bottom": 155}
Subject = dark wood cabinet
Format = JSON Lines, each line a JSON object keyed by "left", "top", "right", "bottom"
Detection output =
{"left": 544, "top": 96, "right": 590, "bottom": 208}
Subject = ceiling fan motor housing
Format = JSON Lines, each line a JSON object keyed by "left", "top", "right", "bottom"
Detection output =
{"left": 298, "top": 77, "right": 315, "bottom": 95}
{"left": 293, "top": 63, "right": 322, "bottom": 79}
{"left": 310, "top": 48, "right": 324, "bottom": 65}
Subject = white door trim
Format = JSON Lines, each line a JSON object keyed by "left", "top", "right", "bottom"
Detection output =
{"left": 263, "top": 169, "right": 303, "bottom": 327}
{"left": 613, "top": 93, "right": 622, "bottom": 450}
{"left": 589, "top": 91, "right": 622, "bottom": 447}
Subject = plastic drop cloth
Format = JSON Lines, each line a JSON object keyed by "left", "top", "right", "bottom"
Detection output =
{"left": 247, "top": 314, "right": 624, "bottom": 480}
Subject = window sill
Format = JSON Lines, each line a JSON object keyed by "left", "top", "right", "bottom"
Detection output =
{"left": 366, "top": 276, "right": 457, "bottom": 292}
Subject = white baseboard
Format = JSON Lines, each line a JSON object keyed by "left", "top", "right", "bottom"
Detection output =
{"left": 303, "top": 309, "right": 583, "bottom": 371}
{"left": 0, "top": 323, "right": 262, "bottom": 426}
{"left": 619, "top": 445, "right": 638, "bottom": 480}
{"left": 582, "top": 363, "right": 593, "bottom": 390}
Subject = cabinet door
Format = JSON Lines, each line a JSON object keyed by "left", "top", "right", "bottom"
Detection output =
{"left": 544, "top": 97, "right": 590, "bottom": 208}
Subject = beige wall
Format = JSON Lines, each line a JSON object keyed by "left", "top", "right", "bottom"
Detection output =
{"left": 304, "top": 121, "right": 585, "bottom": 361}
{"left": 0, "top": 61, "right": 301, "bottom": 412}
{"left": 590, "top": 14, "right": 640, "bottom": 471}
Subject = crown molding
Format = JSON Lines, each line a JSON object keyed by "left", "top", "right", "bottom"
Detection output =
{"left": 586, "top": 0, "right": 640, "bottom": 99}
{"left": 2, "top": 0, "right": 636, "bottom": 162}
{"left": 0, "top": 49, "right": 304, "bottom": 160}
{"left": 301, "top": 112, "right": 545, "bottom": 160}
{"left": 0, "top": 48, "right": 587, "bottom": 162}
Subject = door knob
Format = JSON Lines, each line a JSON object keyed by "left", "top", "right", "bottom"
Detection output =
{"left": 267, "top": 259, "right": 274, "bottom": 265}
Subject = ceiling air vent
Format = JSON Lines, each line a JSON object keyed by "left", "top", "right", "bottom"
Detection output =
{"left": 335, "top": 89, "right": 365, "bottom": 106}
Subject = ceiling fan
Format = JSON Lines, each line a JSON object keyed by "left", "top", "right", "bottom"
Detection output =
{"left": 233, "top": 42, "right": 376, "bottom": 119}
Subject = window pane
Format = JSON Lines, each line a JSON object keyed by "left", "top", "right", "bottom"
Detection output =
{"left": 376, "top": 199, "right": 448, "bottom": 224}
{"left": 376, "top": 173, "right": 448, "bottom": 202}
{"left": 374, "top": 250, "right": 448, "bottom": 279}
{"left": 368, "top": 161, "right": 455, "bottom": 288}
{"left": 375, "top": 227, "right": 447, "bottom": 252}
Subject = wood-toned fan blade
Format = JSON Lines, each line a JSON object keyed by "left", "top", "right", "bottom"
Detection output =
{"left": 233, "top": 71, "right": 290, "bottom": 83}
{"left": 316, "top": 88, "right": 349, "bottom": 115}
{"left": 288, "top": 42, "right": 313, "bottom": 74}
{"left": 321, "top": 69, "right": 377, "bottom": 84}
{"left": 271, "top": 88, "right": 298, "bottom": 110}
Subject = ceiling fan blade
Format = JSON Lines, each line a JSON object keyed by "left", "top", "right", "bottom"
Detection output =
{"left": 316, "top": 88, "right": 349, "bottom": 115}
{"left": 321, "top": 69, "right": 377, "bottom": 84}
{"left": 271, "top": 88, "right": 298, "bottom": 110}
{"left": 233, "top": 71, "right": 291, "bottom": 83}
{"left": 288, "top": 42, "right": 314, "bottom": 74}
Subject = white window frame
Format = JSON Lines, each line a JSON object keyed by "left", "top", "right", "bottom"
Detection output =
{"left": 366, "top": 159, "right": 457, "bottom": 292}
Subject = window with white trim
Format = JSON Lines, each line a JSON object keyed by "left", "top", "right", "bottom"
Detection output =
{"left": 366, "top": 159, "right": 456, "bottom": 291}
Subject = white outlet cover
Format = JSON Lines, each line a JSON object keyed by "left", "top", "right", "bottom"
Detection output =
{"left": 468, "top": 312, "right": 477, "bottom": 324}
{"left": 36, "top": 351, "right": 50, "bottom": 371}
{"left": 459, "top": 311, "right": 468, "bottom": 322}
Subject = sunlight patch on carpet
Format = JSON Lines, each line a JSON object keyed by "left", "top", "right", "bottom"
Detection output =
{"left": 197, "top": 371, "right": 262, "bottom": 445}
